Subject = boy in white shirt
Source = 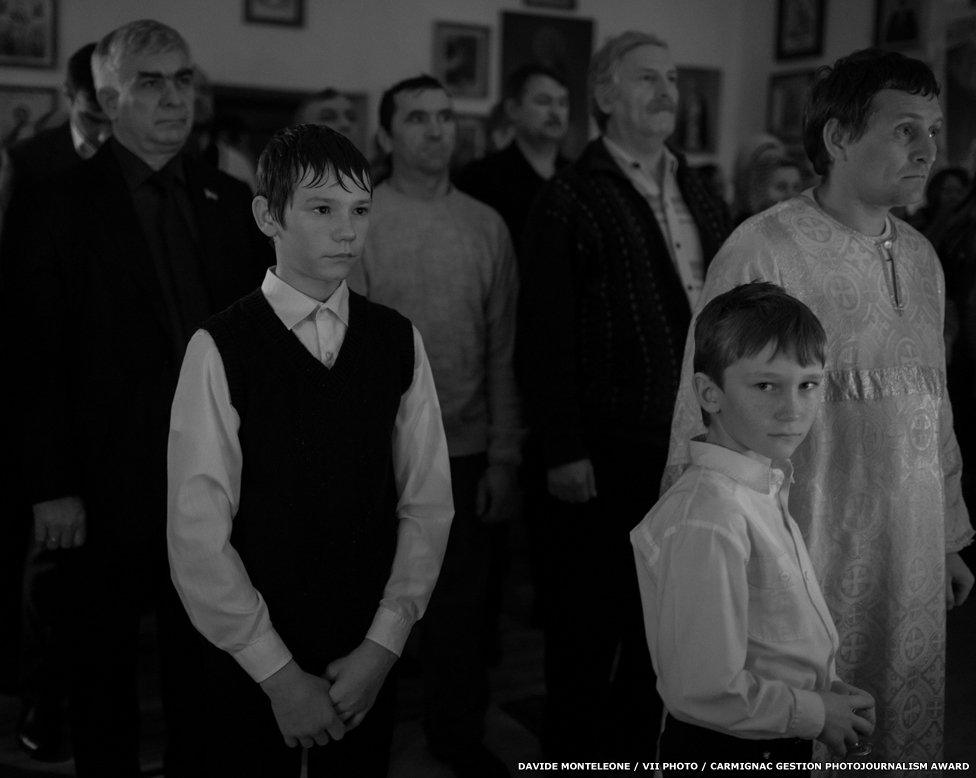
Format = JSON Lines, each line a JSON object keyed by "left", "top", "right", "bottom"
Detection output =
{"left": 167, "top": 124, "right": 453, "bottom": 776}
{"left": 631, "top": 282, "right": 875, "bottom": 769}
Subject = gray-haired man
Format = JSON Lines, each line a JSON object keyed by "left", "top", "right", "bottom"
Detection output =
{"left": 519, "top": 30, "right": 730, "bottom": 759}
{"left": 6, "top": 19, "right": 267, "bottom": 776}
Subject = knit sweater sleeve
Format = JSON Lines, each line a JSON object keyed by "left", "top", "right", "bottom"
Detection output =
{"left": 520, "top": 176, "right": 589, "bottom": 467}
{"left": 485, "top": 223, "right": 524, "bottom": 466}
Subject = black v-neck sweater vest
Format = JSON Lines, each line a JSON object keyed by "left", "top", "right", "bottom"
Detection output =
{"left": 204, "top": 288, "right": 414, "bottom": 671}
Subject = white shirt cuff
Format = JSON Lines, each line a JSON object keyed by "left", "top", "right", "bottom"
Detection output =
{"left": 790, "top": 687, "right": 826, "bottom": 740}
{"left": 365, "top": 606, "right": 413, "bottom": 657}
{"left": 231, "top": 629, "right": 293, "bottom": 683}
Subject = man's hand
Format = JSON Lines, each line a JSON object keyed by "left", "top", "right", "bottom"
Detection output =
{"left": 33, "top": 496, "right": 86, "bottom": 549}
{"left": 324, "top": 639, "right": 397, "bottom": 731}
{"left": 946, "top": 552, "right": 974, "bottom": 610}
{"left": 547, "top": 459, "right": 597, "bottom": 504}
{"left": 816, "top": 686, "right": 875, "bottom": 756}
{"left": 260, "top": 659, "right": 345, "bottom": 748}
{"left": 476, "top": 464, "right": 519, "bottom": 524}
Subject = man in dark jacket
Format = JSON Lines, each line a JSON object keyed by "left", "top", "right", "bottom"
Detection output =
{"left": 5, "top": 20, "right": 268, "bottom": 777}
{"left": 520, "top": 29, "right": 731, "bottom": 762}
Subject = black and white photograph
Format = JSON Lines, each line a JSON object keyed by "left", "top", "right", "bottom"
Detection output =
{"left": 431, "top": 22, "right": 489, "bottom": 99}
{"left": 0, "top": 2, "right": 974, "bottom": 777}
{"left": 243, "top": 0, "right": 304, "bottom": 28}
{"left": 775, "top": 0, "right": 825, "bottom": 60}
{"left": 874, "top": 0, "right": 924, "bottom": 50}
{"left": 0, "top": 0, "right": 57, "bottom": 68}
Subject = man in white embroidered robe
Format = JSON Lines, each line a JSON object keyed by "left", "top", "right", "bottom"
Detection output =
{"left": 664, "top": 49, "right": 974, "bottom": 764}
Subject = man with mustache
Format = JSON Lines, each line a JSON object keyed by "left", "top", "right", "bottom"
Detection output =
{"left": 352, "top": 75, "right": 520, "bottom": 777}
{"left": 455, "top": 62, "right": 570, "bottom": 250}
{"left": 519, "top": 30, "right": 730, "bottom": 760}
{"left": 6, "top": 19, "right": 268, "bottom": 776}
{"left": 665, "top": 48, "right": 974, "bottom": 762}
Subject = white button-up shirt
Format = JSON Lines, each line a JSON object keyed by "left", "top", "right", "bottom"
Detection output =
{"left": 631, "top": 439, "right": 840, "bottom": 740}
{"left": 603, "top": 137, "right": 705, "bottom": 310}
{"left": 167, "top": 269, "right": 453, "bottom": 682}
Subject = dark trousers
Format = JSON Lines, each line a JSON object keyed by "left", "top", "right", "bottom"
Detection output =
{"left": 422, "top": 453, "right": 491, "bottom": 756}
{"left": 661, "top": 715, "right": 812, "bottom": 776}
{"left": 541, "top": 439, "right": 665, "bottom": 761}
{"left": 62, "top": 533, "right": 200, "bottom": 778}
{"left": 168, "top": 632, "right": 396, "bottom": 778}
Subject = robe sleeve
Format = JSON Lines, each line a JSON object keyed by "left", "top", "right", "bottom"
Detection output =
{"left": 930, "top": 245, "right": 976, "bottom": 553}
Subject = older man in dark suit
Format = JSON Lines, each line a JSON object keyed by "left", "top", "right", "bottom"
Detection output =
{"left": 5, "top": 19, "right": 268, "bottom": 777}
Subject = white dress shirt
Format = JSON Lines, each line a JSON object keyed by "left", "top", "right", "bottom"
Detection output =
{"left": 603, "top": 137, "right": 705, "bottom": 310}
{"left": 631, "top": 439, "right": 840, "bottom": 740}
{"left": 167, "top": 269, "right": 453, "bottom": 682}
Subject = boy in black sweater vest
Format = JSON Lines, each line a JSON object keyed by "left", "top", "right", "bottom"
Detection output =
{"left": 166, "top": 124, "right": 454, "bottom": 777}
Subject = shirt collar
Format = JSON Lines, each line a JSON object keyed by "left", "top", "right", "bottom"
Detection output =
{"left": 110, "top": 138, "right": 186, "bottom": 191}
{"left": 261, "top": 269, "right": 350, "bottom": 332}
{"left": 69, "top": 121, "right": 98, "bottom": 160}
{"left": 802, "top": 187, "right": 894, "bottom": 244}
{"left": 602, "top": 135, "right": 678, "bottom": 180}
{"left": 688, "top": 437, "right": 793, "bottom": 495}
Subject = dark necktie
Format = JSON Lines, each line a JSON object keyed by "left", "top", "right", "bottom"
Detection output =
{"left": 148, "top": 170, "right": 211, "bottom": 359}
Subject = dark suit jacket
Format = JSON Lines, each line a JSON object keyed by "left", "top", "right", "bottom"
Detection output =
{"left": 519, "top": 139, "right": 731, "bottom": 466}
{"left": 11, "top": 142, "right": 269, "bottom": 549}
{"left": 2, "top": 125, "right": 81, "bottom": 488}
{"left": 8, "top": 123, "right": 79, "bottom": 190}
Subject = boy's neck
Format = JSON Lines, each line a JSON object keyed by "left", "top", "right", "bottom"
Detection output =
{"left": 274, "top": 266, "right": 342, "bottom": 303}
{"left": 703, "top": 428, "right": 780, "bottom": 467}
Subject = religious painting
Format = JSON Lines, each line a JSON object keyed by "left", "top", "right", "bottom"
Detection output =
{"left": 0, "top": 85, "right": 58, "bottom": 149}
{"left": 500, "top": 11, "right": 593, "bottom": 158}
{"left": 775, "top": 0, "right": 825, "bottom": 60}
{"left": 0, "top": 0, "right": 57, "bottom": 69}
{"left": 874, "top": 0, "right": 924, "bottom": 51}
{"left": 944, "top": 15, "right": 976, "bottom": 169}
{"left": 453, "top": 113, "right": 487, "bottom": 171}
{"left": 767, "top": 70, "right": 815, "bottom": 142}
{"left": 674, "top": 67, "right": 722, "bottom": 155}
{"left": 432, "top": 23, "right": 490, "bottom": 99}
{"left": 244, "top": 0, "right": 304, "bottom": 28}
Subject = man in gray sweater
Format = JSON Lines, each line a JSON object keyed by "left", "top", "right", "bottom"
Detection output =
{"left": 350, "top": 74, "right": 520, "bottom": 778}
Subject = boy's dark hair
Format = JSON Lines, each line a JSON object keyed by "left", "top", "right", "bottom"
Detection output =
{"left": 67, "top": 43, "right": 98, "bottom": 100}
{"left": 803, "top": 48, "right": 939, "bottom": 177}
{"left": 503, "top": 62, "right": 568, "bottom": 103}
{"left": 378, "top": 74, "right": 446, "bottom": 133}
{"left": 256, "top": 123, "right": 371, "bottom": 226}
{"left": 694, "top": 282, "right": 826, "bottom": 424}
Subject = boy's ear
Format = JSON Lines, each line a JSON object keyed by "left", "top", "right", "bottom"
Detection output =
{"left": 251, "top": 195, "right": 279, "bottom": 239}
{"left": 692, "top": 371, "right": 723, "bottom": 417}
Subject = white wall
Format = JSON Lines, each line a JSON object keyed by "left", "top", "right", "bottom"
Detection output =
{"left": 734, "top": 0, "right": 875, "bottom": 153}
{"left": 1, "top": 0, "right": 748, "bottom": 172}
{"left": 18, "top": 1, "right": 953, "bottom": 177}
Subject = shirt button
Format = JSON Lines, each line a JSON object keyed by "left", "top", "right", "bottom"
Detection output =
{"left": 324, "top": 351, "right": 334, "bottom": 363}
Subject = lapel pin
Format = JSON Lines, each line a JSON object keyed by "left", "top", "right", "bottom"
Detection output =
{"left": 204, "top": 188, "right": 219, "bottom": 201}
